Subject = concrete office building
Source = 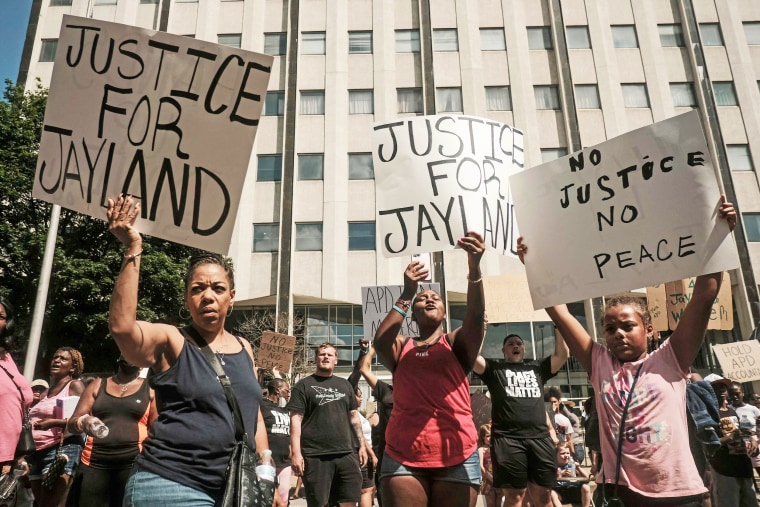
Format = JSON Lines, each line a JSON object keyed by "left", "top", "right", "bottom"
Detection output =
{"left": 19, "top": 0, "right": 760, "bottom": 396}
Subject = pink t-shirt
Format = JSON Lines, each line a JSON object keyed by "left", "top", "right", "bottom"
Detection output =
{"left": 29, "top": 380, "right": 74, "bottom": 450}
{"left": 0, "top": 353, "right": 33, "bottom": 462}
{"left": 591, "top": 340, "right": 706, "bottom": 498}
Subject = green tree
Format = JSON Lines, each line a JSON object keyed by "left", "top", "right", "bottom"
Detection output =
{"left": 0, "top": 81, "right": 198, "bottom": 375}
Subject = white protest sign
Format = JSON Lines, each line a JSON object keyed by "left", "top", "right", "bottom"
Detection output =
{"left": 712, "top": 340, "right": 760, "bottom": 383}
{"left": 510, "top": 111, "right": 739, "bottom": 309}
{"left": 483, "top": 275, "right": 548, "bottom": 323}
{"left": 373, "top": 115, "right": 524, "bottom": 257}
{"left": 361, "top": 283, "right": 440, "bottom": 340}
{"left": 33, "top": 16, "right": 273, "bottom": 254}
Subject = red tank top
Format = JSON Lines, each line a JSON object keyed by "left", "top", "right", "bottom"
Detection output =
{"left": 385, "top": 335, "right": 478, "bottom": 467}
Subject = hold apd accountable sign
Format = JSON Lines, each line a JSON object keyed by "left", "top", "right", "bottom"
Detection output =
{"left": 33, "top": 16, "right": 273, "bottom": 254}
{"left": 510, "top": 111, "right": 739, "bottom": 310}
{"left": 373, "top": 115, "right": 524, "bottom": 257}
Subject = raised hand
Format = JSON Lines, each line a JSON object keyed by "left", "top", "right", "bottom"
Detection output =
{"left": 107, "top": 194, "right": 142, "bottom": 247}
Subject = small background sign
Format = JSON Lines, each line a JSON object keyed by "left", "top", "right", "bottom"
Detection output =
{"left": 712, "top": 340, "right": 760, "bottom": 383}
{"left": 258, "top": 331, "right": 297, "bottom": 373}
{"left": 361, "top": 283, "right": 440, "bottom": 340}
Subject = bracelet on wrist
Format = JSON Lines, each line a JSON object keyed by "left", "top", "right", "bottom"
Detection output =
{"left": 124, "top": 249, "right": 143, "bottom": 263}
{"left": 395, "top": 299, "right": 411, "bottom": 310}
{"left": 391, "top": 305, "right": 407, "bottom": 318}
{"left": 467, "top": 274, "right": 483, "bottom": 284}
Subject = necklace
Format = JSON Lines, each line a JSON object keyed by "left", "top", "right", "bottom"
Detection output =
{"left": 215, "top": 351, "right": 226, "bottom": 365}
{"left": 113, "top": 375, "right": 139, "bottom": 394}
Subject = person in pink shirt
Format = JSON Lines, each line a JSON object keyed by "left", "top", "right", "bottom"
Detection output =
{"left": 518, "top": 197, "right": 736, "bottom": 506}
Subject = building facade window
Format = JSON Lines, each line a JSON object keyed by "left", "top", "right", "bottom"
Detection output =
{"left": 527, "top": 27, "right": 552, "bottom": 50}
{"left": 348, "top": 153, "right": 374, "bottom": 180}
{"left": 39, "top": 39, "right": 58, "bottom": 62}
{"left": 298, "top": 154, "right": 324, "bottom": 180}
{"left": 659, "top": 24, "right": 684, "bottom": 47}
{"left": 743, "top": 214, "right": 760, "bottom": 242}
{"left": 566, "top": 26, "right": 591, "bottom": 49}
{"left": 302, "top": 32, "right": 326, "bottom": 55}
{"left": 485, "top": 86, "right": 512, "bottom": 111}
{"left": 621, "top": 84, "right": 650, "bottom": 108}
{"left": 349, "top": 31, "right": 372, "bottom": 54}
{"left": 50, "top": 0, "right": 73, "bottom": 5}
{"left": 264, "top": 33, "right": 287, "bottom": 55}
{"left": 611, "top": 25, "right": 638, "bottom": 48}
{"left": 727, "top": 145, "right": 753, "bottom": 171}
{"left": 436, "top": 87, "right": 463, "bottom": 112}
{"left": 296, "top": 223, "right": 323, "bottom": 251}
{"left": 349, "top": 90, "right": 374, "bottom": 114}
{"left": 396, "top": 30, "right": 420, "bottom": 53}
{"left": 670, "top": 83, "right": 696, "bottom": 107}
{"left": 534, "top": 85, "right": 560, "bottom": 110}
{"left": 433, "top": 29, "right": 458, "bottom": 52}
{"left": 253, "top": 224, "right": 279, "bottom": 252}
{"left": 300, "top": 90, "right": 325, "bottom": 115}
{"left": 218, "top": 34, "right": 241, "bottom": 48}
{"left": 481, "top": 28, "right": 506, "bottom": 51}
{"left": 348, "top": 222, "right": 376, "bottom": 250}
{"left": 713, "top": 82, "right": 737, "bottom": 106}
{"left": 699, "top": 23, "right": 723, "bottom": 46}
{"left": 575, "top": 84, "right": 600, "bottom": 109}
{"left": 541, "top": 148, "right": 568, "bottom": 162}
{"left": 258, "top": 155, "right": 282, "bottom": 181}
{"left": 264, "top": 91, "right": 285, "bottom": 116}
{"left": 397, "top": 88, "right": 423, "bottom": 114}
{"left": 294, "top": 304, "right": 366, "bottom": 365}
{"left": 744, "top": 22, "right": 760, "bottom": 45}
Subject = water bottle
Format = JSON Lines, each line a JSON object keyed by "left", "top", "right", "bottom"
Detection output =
{"left": 566, "top": 457, "right": 577, "bottom": 478}
{"left": 0, "top": 463, "right": 26, "bottom": 501}
{"left": 256, "top": 449, "right": 276, "bottom": 483}
{"left": 84, "top": 417, "right": 110, "bottom": 439}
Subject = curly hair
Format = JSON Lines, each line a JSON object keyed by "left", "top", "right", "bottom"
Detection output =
{"left": 601, "top": 296, "right": 651, "bottom": 327}
{"left": 56, "top": 347, "right": 84, "bottom": 378}
{"left": 184, "top": 253, "right": 235, "bottom": 291}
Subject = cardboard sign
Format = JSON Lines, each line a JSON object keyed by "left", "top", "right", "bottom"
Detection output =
{"left": 361, "top": 283, "right": 440, "bottom": 340}
{"left": 373, "top": 115, "right": 524, "bottom": 257}
{"left": 712, "top": 340, "right": 760, "bottom": 383}
{"left": 510, "top": 111, "right": 740, "bottom": 309}
{"left": 646, "top": 284, "right": 669, "bottom": 331}
{"left": 483, "top": 275, "right": 548, "bottom": 323}
{"left": 258, "top": 331, "right": 297, "bottom": 373}
{"left": 33, "top": 16, "right": 273, "bottom": 254}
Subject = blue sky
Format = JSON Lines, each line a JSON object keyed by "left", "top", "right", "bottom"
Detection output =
{"left": 0, "top": 0, "right": 33, "bottom": 84}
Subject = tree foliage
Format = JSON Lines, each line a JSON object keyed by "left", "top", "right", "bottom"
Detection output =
{"left": 0, "top": 81, "right": 197, "bottom": 375}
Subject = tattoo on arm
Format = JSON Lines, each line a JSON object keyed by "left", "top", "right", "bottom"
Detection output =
{"left": 350, "top": 410, "right": 364, "bottom": 444}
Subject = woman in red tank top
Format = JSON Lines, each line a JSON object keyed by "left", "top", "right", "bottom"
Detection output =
{"left": 374, "top": 231, "right": 486, "bottom": 507}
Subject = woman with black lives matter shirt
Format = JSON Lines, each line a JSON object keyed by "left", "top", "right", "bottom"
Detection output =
{"left": 473, "top": 332, "right": 569, "bottom": 507}
{"left": 261, "top": 379, "right": 291, "bottom": 506}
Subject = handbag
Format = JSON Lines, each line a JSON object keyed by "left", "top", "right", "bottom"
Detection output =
{"left": 41, "top": 437, "right": 68, "bottom": 490}
{"left": 601, "top": 364, "right": 643, "bottom": 507}
{"left": 182, "top": 326, "right": 275, "bottom": 507}
{"left": 0, "top": 363, "right": 36, "bottom": 458}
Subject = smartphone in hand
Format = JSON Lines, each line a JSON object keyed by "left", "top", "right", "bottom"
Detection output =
{"left": 411, "top": 253, "right": 432, "bottom": 281}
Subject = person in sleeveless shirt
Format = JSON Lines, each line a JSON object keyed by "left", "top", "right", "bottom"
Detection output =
{"left": 106, "top": 195, "right": 280, "bottom": 506}
{"left": 28, "top": 347, "right": 85, "bottom": 507}
{"left": 65, "top": 354, "right": 157, "bottom": 507}
{"left": 517, "top": 196, "right": 737, "bottom": 506}
{"left": 374, "top": 231, "right": 486, "bottom": 507}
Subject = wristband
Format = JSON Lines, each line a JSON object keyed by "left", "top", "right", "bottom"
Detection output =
{"left": 124, "top": 249, "right": 143, "bottom": 263}
{"left": 391, "top": 305, "right": 407, "bottom": 318}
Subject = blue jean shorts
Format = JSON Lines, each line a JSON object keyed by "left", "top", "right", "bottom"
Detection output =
{"left": 379, "top": 449, "right": 481, "bottom": 486}
{"left": 27, "top": 437, "right": 83, "bottom": 480}
{"left": 124, "top": 464, "right": 215, "bottom": 507}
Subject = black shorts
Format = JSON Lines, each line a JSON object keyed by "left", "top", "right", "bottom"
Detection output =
{"left": 491, "top": 436, "right": 556, "bottom": 489}
{"left": 556, "top": 482, "right": 584, "bottom": 503}
{"left": 303, "top": 453, "right": 362, "bottom": 506}
{"left": 361, "top": 457, "right": 375, "bottom": 490}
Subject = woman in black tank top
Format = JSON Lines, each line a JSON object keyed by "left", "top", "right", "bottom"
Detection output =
{"left": 66, "top": 356, "right": 157, "bottom": 507}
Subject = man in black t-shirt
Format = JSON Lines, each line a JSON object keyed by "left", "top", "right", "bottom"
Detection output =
{"left": 473, "top": 333, "right": 568, "bottom": 507}
{"left": 288, "top": 343, "right": 367, "bottom": 507}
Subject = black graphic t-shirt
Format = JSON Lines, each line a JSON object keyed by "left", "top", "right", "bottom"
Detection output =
{"left": 261, "top": 398, "right": 291, "bottom": 467}
{"left": 479, "top": 356, "right": 556, "bottom": 439}
{"left": 287, "top": 374, "right": 358, "bottom": 456}
{"left": 709, "top": 406, "right": 754, "bottom": 478}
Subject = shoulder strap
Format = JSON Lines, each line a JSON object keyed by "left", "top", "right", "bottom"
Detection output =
{"left": 612, "top": 363, "right": 644, "bottom": 496}
{"left": 0, "top": 362, "right": 27, "bottom": 408}
{"left": 181, "top": 326, "right": 247, "bottom": 442}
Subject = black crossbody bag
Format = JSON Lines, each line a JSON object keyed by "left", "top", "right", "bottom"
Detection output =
{"left": 181, "top": 326, "right": 274, "bottom": 507}
{"left": 603, "top": 364, "right": 643, "bottom": 507}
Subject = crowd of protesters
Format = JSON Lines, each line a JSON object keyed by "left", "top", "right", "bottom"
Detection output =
{"left": 0, "top": 196, "right": 752, "bottom": 507}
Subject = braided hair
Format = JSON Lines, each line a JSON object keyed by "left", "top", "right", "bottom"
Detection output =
{"left": 56, "top": 346, "right": 84, "bottom": 378}
{"left": 183, "top": 253, "right": 235, "bottom": 291}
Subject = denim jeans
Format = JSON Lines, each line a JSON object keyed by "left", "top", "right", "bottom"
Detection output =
{"left": 123, "top": 465, "right": 215, "bottom": 507}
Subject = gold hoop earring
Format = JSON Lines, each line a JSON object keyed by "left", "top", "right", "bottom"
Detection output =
{"left": 179, "top": 306, "right": 190, "bottom": 320}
